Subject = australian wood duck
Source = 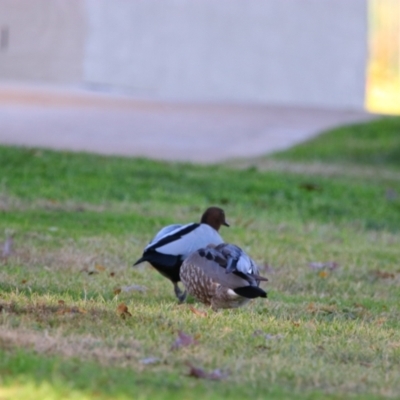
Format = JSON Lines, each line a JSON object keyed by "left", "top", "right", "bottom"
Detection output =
{"left": 133, "top": 207, "right": 229, "bottom": 302}
{"left": 180, "top": 243, "right": 268, "bottom": 310}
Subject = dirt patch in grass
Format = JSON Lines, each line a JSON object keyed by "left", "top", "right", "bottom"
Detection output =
{"left": 0, "top": 325, "right": 141, "bottom": 368}
{"left": 0, "top": 235, "right": 136, "bottom": 274}
{"left": 228, "top": 159, "right": 400, "bottom": 182}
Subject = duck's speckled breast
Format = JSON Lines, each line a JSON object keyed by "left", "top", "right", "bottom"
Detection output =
{"left": 180, "top": 258, "right": 251, "bottom": 310}
{"left": 180, "top": 261, "right": 217, "bottom": 305}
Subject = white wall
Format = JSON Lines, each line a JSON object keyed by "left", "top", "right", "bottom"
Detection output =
{"left": 84, "top": 0, "right": 368, "bottom": 109}
{"left": 0, "top": 0, "right": 85, "bottom": 83}
{"left": 0, "top": 0, "right": 368, "bottom": 109}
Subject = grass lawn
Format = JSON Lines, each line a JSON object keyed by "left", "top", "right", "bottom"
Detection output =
{"left": 1, "top": 117, "right": 400, "bottom": 399}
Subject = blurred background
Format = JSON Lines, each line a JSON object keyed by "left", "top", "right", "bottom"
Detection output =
{"left": 1, "top": 0, "right": 397, "bottom": 113}
{"left": 0, "top": 0, "right": 398, "bottom": 163}
{"left": 368, "top": 0, "right": 400, "bottom": 114}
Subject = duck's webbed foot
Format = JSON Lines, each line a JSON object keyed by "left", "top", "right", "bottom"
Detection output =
{"left": 173, "top": 282, "right": 187, "bottom": 303}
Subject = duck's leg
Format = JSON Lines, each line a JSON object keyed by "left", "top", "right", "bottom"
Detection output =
{"left": 173, "top": 282, "right": 187, "bottom": 303}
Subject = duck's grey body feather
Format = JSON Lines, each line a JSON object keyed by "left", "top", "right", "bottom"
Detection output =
{"left": 133, "top": 207, "right": 229, "bottom": 302}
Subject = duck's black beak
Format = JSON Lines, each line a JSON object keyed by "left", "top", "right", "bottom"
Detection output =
{"left": 223, "top": 221, "right": 230, "bottom": 227}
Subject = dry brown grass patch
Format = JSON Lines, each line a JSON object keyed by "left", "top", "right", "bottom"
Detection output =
{"left": 0, "top": 326, "right": 142, "bottom": 368}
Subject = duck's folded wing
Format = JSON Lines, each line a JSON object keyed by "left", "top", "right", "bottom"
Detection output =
{"left": 194, "top": 248, "right": 251, "bottom": 289}
{"left": 197, "top": 247, "right": 268, "bottom": 287}
{"left": 150, "top": 224, "right": 224, "bottom": 257}
{"left": 215, "top": 243, "right": 258, "bottom": 275}
{"left": 147, "top": 224, "right": 183, "bottom": 247}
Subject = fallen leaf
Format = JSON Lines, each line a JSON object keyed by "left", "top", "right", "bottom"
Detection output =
{"left": 95, "top": 264, "right": 106, "bottom": 272}
{"left": 372, "top": 270, "right": 395, "bottom": 279}
{"left": 117, "top": 303, "right": 132, "bottom": 318}
{"left": 187, "top": 363, "right": 228, "bottom": 381}
{"left": 188, "top": 305, "right": 207, "bottom": 317}
{"left": 256, "top": 345, "right": 271, "bottom": 350}
{"left": 113, "top": 287, "right": 122, "bottom": 295}
{"left": 318, "top": 271, "right": 329, "bottom": 278}
{"left": 20, "top": 279, "right": 28, "bottom": 284}
{"left": 307, "top": 302, "right": 316, "bottom": 312}
{"left": 292, "top": 321, "right": 300, "bottom": 327}
{"left": 110, "top": 272, "right": 116, "bottom": 277}
{"left": 121, "top": 284, "right": 147, "bottom": 293}
{"left": 299, "top": 182, "right": 322, "bottom": 192}
{"left": 58, "top": 300, "right": 65, "bottom": 305}
{"left": 140, "top": 357, "right": 160, "bottom": 365}
{"left": 171, "top": 330, "right": 198, "bottom": 350}
{"left": 376, "top": 318, "right": 387, "bottom": 326}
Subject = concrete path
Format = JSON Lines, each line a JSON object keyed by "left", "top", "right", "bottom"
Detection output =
{"left": 0, "top": 82, "right": 376, "bottom": 163}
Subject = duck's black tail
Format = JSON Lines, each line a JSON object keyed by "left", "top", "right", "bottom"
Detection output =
{"left": 233, "top": 286, "right": 267, "bottom": 299}
{"left": 133, "top": 256, "right": 146, "bottom": 266}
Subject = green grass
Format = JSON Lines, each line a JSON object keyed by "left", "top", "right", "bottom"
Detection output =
{"left": 271, "top": 117, "right": 400, "bottom": 168}
{"left": 1, "top": 117, "right": 400, "bottom": 399}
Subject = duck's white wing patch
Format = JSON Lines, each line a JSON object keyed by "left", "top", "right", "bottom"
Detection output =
{"left": 156, "top": 224, "right": 224, "bottom": 258}
{"left": 146, "top": 224, "right": 183, "bottom": 248}
{"left": 227, "top": 288, "right": 240, "bottom": 298}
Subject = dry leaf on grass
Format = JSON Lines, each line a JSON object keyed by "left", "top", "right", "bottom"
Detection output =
{"left": 117, "top": 303, "right": 132, "bottom": 319}
{"left": 113, "top": 287, "right": 122, "bottom": 295}
{"left": 188, "top": 305, "right": 207, "bottom": 317}
{"left": 187, "top": 363, "right": 228, "bottom": 381}
{"left": 20, "top": 279, "right": 28, "bottom": 284}
{"left": 95, "top": 264, "right": 106, "bottom": 272}
{"left": 171, "top": 330, "right": 198, "bottom": 350}
{"left": 318, "top": 271, "right": 329, "bottom": 278}
{"left": 299, "top": 182, "right": 322, "bottom": 192}
{"left": 372, "top": 270, "right": 395, "bottom": 279}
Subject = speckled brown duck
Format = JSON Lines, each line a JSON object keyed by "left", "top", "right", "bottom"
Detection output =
{"left": 180, "top": 243, "right": 268, "bottom": 310}
{"left": 133, "top": 207, "right": 229, "bottom": 302}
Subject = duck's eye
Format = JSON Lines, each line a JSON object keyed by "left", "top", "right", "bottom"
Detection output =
{"left": 198, "top": 249, "right": 206, "bottom": 257}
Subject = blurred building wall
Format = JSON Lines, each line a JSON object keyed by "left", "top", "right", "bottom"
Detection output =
{"left": 0, "top": 0, "right": 367, "bottom": 110}
{"left": 0, "top": 0, "right": 85, "bottom": 83}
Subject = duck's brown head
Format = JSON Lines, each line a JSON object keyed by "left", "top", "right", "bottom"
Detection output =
{"left": 200, "top": 207, "right": 229, "bottom": 231}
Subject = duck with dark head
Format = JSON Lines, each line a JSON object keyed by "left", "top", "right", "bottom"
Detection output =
{"left": 133, "top": 207, "right": 229, "bottom": 302}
